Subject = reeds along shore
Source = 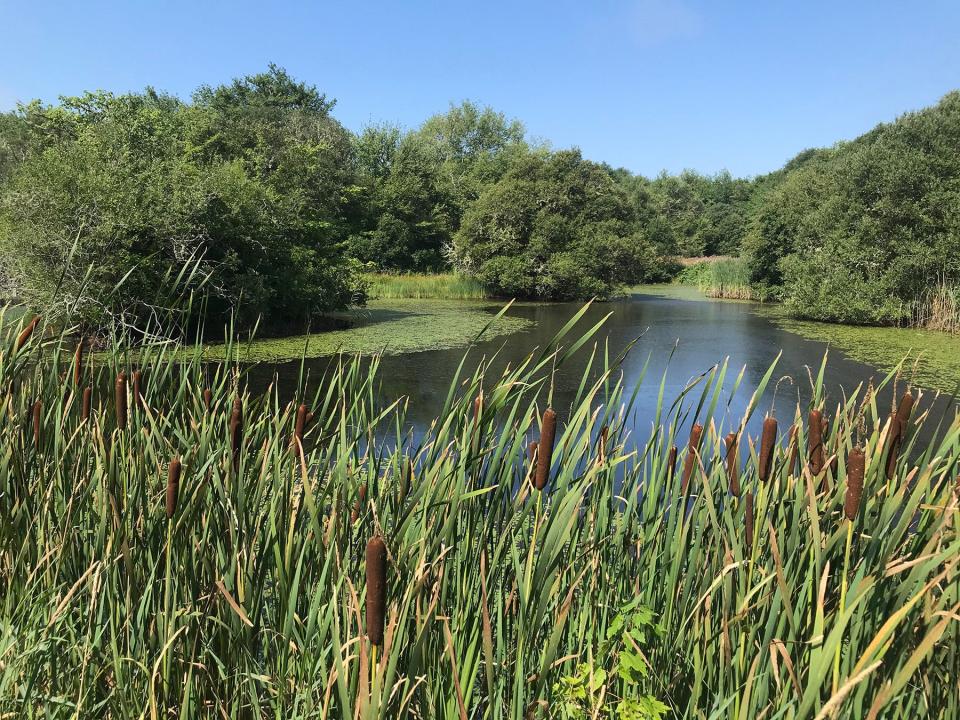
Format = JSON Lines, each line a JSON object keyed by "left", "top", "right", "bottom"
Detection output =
{"left": 0, "top": 314, "right": 958, "bottom": 719}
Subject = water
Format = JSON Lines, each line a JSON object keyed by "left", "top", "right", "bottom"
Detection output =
{"left": 248, "top": 288, "right": 955, "bottom": 446}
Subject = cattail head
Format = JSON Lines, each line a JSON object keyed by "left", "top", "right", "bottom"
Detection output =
{"left": 166, "top": 457, "right": 182, "bottom": 520}
{"left": 293, "top": 403, "right": 309, "bottom": 446}
{"left": 724, "top": 432, "right": 740, "bottom": 497}
{"left": 229, "top": 397, "right": 243, "bottom": 464}
{"left": 81, "top": 386, "right": 92, "bottom": 422}
{"left": 534, "top": 408, "right": 557, "bottom": 491}
{"left": 758, "top": 416, "right": 778, "bottom": 482}
{"left": 32, "top": 399, "right": 42, "bottom": 447}
{"left": 115, "top": 372, "right": 128, "bottom": 430}
{"left": 73, "top": 339, "right": 85, "bottom": 386}
{"left": 473, "top": 393, "right": 483, "bottom": 424}
{"left": 807, "top": 410, "right": 824, "bottom": 475}
{"left": 352, "top": 483, "right": 368, "bottom": 524}
{"left": 132, "top": 370, "right": 143, "bottom": 411}
{"left": 895, "top": 390, "right": 915, "bottom": 432}
{"left": 681, "top": 423, "right": 704, "bottom": 494}
{"left": 14, "top": 315, "right": 40, "bottom": 352}
{"left": 202, "top": 388, "right": 213, "bottom": 410}
{"left": 666, "top": 445, "right": 678, "bottom": 482}
{"left": 844, "top": 447, "right": 865, "bottom": 521}
{"left": 365, "top": 535, "right": 388, "bottom": 646}
{"left": 787, "top": 424, "right": 799, "bottom": 476}
{"left": 744, "top": 491, "right": 755, "bottom": 554}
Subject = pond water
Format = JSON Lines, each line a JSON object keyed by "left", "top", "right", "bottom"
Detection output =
{"left": 245, "top": 286, "right": 958, "bottom": 446}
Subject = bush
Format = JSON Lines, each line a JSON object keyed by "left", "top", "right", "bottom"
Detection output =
{"left": 452, "top": 150, "right": 662, "bottom": 300}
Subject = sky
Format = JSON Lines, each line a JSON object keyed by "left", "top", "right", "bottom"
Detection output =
{"left": 1, "top": 0, "right": 958, "bottom": 178}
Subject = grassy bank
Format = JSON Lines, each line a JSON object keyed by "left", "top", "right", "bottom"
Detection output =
{"left": 2, "top": 314, "right": 958, "bottom": 718}
{"left": 365, "top": 272, "right": 488, "bottom": 300}
{"left": 674, "top": 257, "right": 759, "bottom": 300}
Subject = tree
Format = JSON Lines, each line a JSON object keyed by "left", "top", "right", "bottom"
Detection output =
{"left": 451, "top": 150, "right": 662, "bottom": 300}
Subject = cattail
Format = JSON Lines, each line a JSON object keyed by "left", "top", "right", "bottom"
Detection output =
{"left": 365, "top": 535, "right": 388, "bottom": 646}
{"left": 808, "top": 410, "right": 824, "bottom": 475}
{"left": 680, "top": 423, "right": 704, "bottom": 494}
{"left": 895, "top": 391, "right": 915, "bottom": 432}
{"left": 14, "top": 315, "right": 40, "bottom": 352}
{"left": 203, "top": 388, "right": 213, "bottom": 410}
{"left": 758, "top": 416, "right": 778, "bottom": 482}
{"left": 293, "top": 403, "right": 309, "bottom": 446}
{"left": 73, "top": 339, "right": 84, "bottom": 386}
{"left": 666, "top": 445, "right": 678, "bottom": 482}
{"left": 32, "top": 399, "right": 42, "bottom": 447}
{"left": 882, "top": 410, "right": 900, "bottom": 479}
{"left": 352, "top": 483, "right": 368, "bottom": 524}
{"left": 132, "top": 370, "right": 143, "bottom": 411}
{"left": 844, "top": 447, "right": 865, "bottom": 521}
{"left": 534, "top": 408, "right": 557, "bottom": 491}
{"left": 725, "top": 432, "right": 740, "bottom": 497}
{"left": 229, "top": 398, "right": 243, "bottom": 466}
{"left": 81, "top": 386, "right": 92, "bottom": 422}
{"left": 598, "top": 425, "right": 609, "bottom": 464}
{"left": 744, "top": 491, "right": 755, "bottom": 553}
{"left": 473, "top": 393, "right": 483, "bottom": 424}
{"left": 166, "top": 457, "right": 182, "bottom": 520}
{"left": 115, "top": 372, "right": 128, "bottom": 430}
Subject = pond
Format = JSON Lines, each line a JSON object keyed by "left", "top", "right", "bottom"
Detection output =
{"left": 243, "top": 286, "right": 960, "bottom": 445}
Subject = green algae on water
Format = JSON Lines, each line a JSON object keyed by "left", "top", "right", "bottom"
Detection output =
{"left": 203, "top": 299, "right": 532, "bottom": 362}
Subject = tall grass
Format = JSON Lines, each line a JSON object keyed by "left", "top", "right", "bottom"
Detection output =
{"left": 365, "top": 272, "right": 488, "bottom": 300}
{"left": 677, "top": 257, "right": 758, "bottom": 301}
{"left": 0, "top": 311, "right": 958, "bottom": 718}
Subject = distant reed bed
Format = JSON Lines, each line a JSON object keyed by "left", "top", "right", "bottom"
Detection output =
{"left": 677, "top": 257, "right": 758, "bottom": 300}
{"left": 364, "top": 272, "right": 488, "bottom": 300}
{"left": 0, "top": 308, "right": 957, "bottom": 718}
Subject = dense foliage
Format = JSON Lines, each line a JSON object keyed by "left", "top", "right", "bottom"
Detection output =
{"left": 0, "top": 67, "right": 368, "bottom": 331}
{"left": 744, "top": 92, "right": 960, "bottom": 326}
{"left": 451, "top": 150, "right": 664, "bottom": 299}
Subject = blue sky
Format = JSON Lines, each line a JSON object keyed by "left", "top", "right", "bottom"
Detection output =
{"left": 2, "top": 1, "right": 958, "bottom": 177}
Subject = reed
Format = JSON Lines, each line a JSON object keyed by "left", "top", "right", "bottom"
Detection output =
{"left": 680, "top": 423, "right": 703, "bottom": 493}
{"left": 115, "top": 372, "right": 127, "bottom": 430}
{"left": 229, "top": 397, "right": 243, "bottom": 466}
{"left": 365, "top": 535, "right": 388, "bottom": 646}
{"left": 166, "top": 458, "right": 182, "bottom": 520}
{"left": 534, "top": 408, "right": 556, "bottom": 491}
{"left": 758, "top": 416, "right": 777, "bottom": 482}
{"left": 31, "top": 399, "right": 41, "bottom": 447}
{"left": 725, "top": 432, "right": 740, "bottom": 496}
{"left": 0, "top": 312, "right": 955, "bottom": 719}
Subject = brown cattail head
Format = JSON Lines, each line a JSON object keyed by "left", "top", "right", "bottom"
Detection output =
{"left": 528, "top": 440, "right": 538, "bottom": 464}
{"left": 883, "top": 411, "right": 901, "bottom": 480}
{"left": 725, "top": 432, "right": 740, "bottom": 497}
{"left": 14, "top": 315, "right": 40, "bottom": 352}
{"left": 534, "top": 408, "right": 557, "bottom": 491}
{"left": 293, "top": 403, "right": 309, "bottom": 446}
{"left": 844, "top": 447, "right": 865, "bottom": 521}
{"left": 808, "top": 410, "right": 824, "bottom": 475}
{"left": 132, "top": 370, "right": 143, "bottom": 411}
{"left": 895, "top": 391, "right": 915, "bottom": 432}
{"left": 666, "top": 445, "right": 678, "bottom": 482}
{"left": 744, "top": 491, "right": 755, "bottom": 553}
{"left": 202, "top": 388, "right": 213, "bottom": 410}
{"left": 81, "top": 386, "right": 92, "bottom": 422}
{"left": 166, "top": 457, "right": 182, "bottom": 520}
{"left": 229, "top": 397, "right": 243, "bottom": 464}
{"left": 365, "top": 535, "right": 388, "bottom": 646}
{"left": 787, "top": 424, "right": 800, "bottom": 476}
{"left": 73, "top": 339, "right": 85, "bottom": 386}
{"left": 680, "top": 423, "right": 704, "bottom": 494}
{"left": 598, "top": 425, "right": 609, "bottom": 464}
{"left": 758, "top": 416, "right": 778, "bottom": 482}
{"left": 115, "top": 372, "right": 128, "bottom": 430}
{"left": 32, "top": 399, "right": 42, "bottom": 447}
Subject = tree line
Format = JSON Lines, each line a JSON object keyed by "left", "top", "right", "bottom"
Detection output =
{"left": 0, "top": 66, "right": 757, "bottom": 331}
{"left": 1, "top": 65, "right": 955, "bottom": 332}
